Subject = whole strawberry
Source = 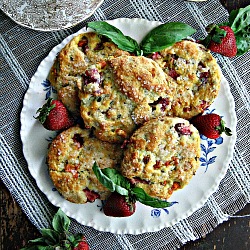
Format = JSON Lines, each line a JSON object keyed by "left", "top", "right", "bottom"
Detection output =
{"left": 35, "top": 98, "right": 75, "bottom": 130}
{"left": 201, "top": 24, "right": 237, "bottom": 57}
{"left": 191, "top": 113, "right": 232, "bottom": 139}
{"left": 73, "top": 236, "right": 90, "bottom": 250}
{"left": 103, "top": 192, "right": 136, "bottom": 217}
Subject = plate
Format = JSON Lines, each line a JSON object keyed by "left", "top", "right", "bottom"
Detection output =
{"left": 20, "top": 18, "right": 237, "bottom": 234}
{"left": 0, "top": 0, "right": 103, "bottom": 31}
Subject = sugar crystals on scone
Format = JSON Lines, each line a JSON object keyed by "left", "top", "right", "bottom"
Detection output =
{"left": 121, "top": 116, "right": 201, "bottom": 200}
{"left": 149, "top": 40, "right": 221, "bottom": 119}
{"left": 47, "top": 126, "right": 123, "bottom": 204}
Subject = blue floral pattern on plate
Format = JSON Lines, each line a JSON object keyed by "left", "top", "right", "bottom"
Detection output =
{"left": 200, "top": 135, "right": 223, "bottom": 172}
{"left": 41, "top": 79, "right": 56, "bottom": 100}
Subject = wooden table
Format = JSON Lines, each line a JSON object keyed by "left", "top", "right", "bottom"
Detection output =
{"left": 1, "top": 0, "right": 249, "bottom": 249}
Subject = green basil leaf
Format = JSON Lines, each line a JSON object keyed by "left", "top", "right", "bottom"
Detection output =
{"left": 140, "top": 22, "right": 196, "bottom": 53}
{"left": 132, "top": 187, "right": 178, "bottom": 208}
{"left": 87, "top": 21, "right": 140, "bottom": 53}
{"left": 235, "top": 31, "right": 250, "bottom": 55}
{"left": 92, "top": 162, "right": 130, "bottom": 196}
{"left": 229, "top": 5, "right": 250, "bottom": 34}
{"left": 102, "top": 168, "right": 131, "bottom": 190}
{"left": 40, "top": 228, "right": 60, "bottom": 246}
{"left": 52, "top": 208, "right": 70, "bottom": 233}
{"left": 21, "top": 246, "right": 53, "bottom": 250}
{"left": 28, "top": 238, "right": 47, "bottom": 244}
{"left": 228, "top": 5, "right": 250, "bottom": 55}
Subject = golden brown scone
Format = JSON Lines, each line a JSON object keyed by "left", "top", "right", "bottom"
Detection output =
{"left": 48, "top": 32, "right": 130, "bottom": 116}
{"left": 47, "top": 126, "right": 123, "bottom": 203}
{"left": 78, "top": 55, "right": 176, "bottom": 143}
{"left": 149, "top": 40, "right": 221, "bottom": 119}
{"left": 121, "top": 116, "right": 200, "bottom": 200}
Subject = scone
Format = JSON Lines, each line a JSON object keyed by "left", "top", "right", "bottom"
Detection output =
{"left": 47, "top": 126, "right": 123, "bottom": 203}
{"left": 48, "top": 32, "right": 130, "bottom": 116}
{"left": 78, "top": 55, "right": 175, "bottom": 143}
{"left": 149, "top": 40, "right": 221, "bottom": 119}
{"left": 121, "top": 116, "right": 200, "bottom": 200}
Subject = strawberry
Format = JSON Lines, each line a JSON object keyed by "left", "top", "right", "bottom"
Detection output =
{"left": 103, "top": 192, "right": 136, "bottom": 217}
{"left": 35, "top": 98, "right": 75, "bottom": 130}
{"left": 190, "top": 113, "right": 232, "bottom": 139}
{"left": 201, "top": 24, "right": 237, "bottom": 57}
{"left": 73, "top": 236, "right": 89, "bottom": 250}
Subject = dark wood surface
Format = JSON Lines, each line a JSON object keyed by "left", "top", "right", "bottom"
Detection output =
{"left": 1, "top": 1, "right": 249, "bottom": 249}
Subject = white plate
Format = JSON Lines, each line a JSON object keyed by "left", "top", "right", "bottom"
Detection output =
{"left": 20, "top": 18, "right": 237, "bottom": 234}
{"left": 0, "top": 0, "right": 103, "bottom": 31}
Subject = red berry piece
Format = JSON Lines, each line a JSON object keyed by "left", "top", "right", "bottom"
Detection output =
{"left": 73, "top": 236, "right": 90, "bottom": 250}
{"left": 103, "top": 192, "right": 136, "bottom": 217}
{"left": 191, "top": 113, "right": 232, "bottom": 139}
{"left": 175, "top": 123, "right": 192, "bottom": 135}
{"left": 35, "top": 98, "right": 75, "bottom": 131}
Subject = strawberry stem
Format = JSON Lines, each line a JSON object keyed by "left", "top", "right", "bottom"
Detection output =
{"left": 216, "top": 119, "right": 232, "bottom": 136}
{"left": 35, "top": 98, "right": 56, "bottom": 124}
{"left": 200, "top": 24, "right": 227, "bottom": 47}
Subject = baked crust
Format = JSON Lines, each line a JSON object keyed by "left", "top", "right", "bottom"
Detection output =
{"left": 149, "top": 40, "right": 221, "bottom": 119}
{"left": 47, "top": 126, "right": 123, "bottom": 203}
{"left": 78, "top": 56, "right": 175, "bottom": 143}
{"left": 121, "top": 116, "right": 200, "bottom": 200}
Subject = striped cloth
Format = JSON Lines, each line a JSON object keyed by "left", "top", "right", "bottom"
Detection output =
{"left": 0, "top": 0, "right": 249, "bottom": 249}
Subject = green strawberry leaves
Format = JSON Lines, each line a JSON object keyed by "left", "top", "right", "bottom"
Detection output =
{"left": 200, "top": 24, "right": 227, "bottom": 48}
{"left": 21, "top": 209, "right": 89, "bottom": 250}
{"left": 93, "top": 162, "right": 177, "bottom": 209}
{"left": 35, "top": 98, "right": 56, "bottom": 124}
{"left": 87, "top": 21, "right": 196, "bottom": 55}
{"left": 216, "top": 119, "right": 232, "bottom": 137}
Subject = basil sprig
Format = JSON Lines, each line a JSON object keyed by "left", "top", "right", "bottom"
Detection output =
{"left": 87, "top": 21, "right": 196, "bottom": 55}
{"left": 228, "top": 5, "right": 250, "bottom": 55}
{"left": 21, "top": 209, "right": 87, "bottom": 250}
{"left": 92, "top": 162, "right": 177, "bottom": 208}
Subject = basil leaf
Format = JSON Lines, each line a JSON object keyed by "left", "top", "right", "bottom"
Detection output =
{"left": 92, "top": 162, "right": 129, "bottom": 196}
{"left": 140, "top": 22, "right": 196, "bottom": 53}
{"left": 229, "top": 5, "right": 250, "bottom": 34}
{"left": 21, "top": 246, "right": 53, "bottom": 250}
{"left": 52, "top": 208, "right": 70, "bottom": 233}
{"left": 40, "top": 228, "right": 59, "bottom": 246}
{"left": 28, "top": 238, "right": 47, "bottom": 244}
{"left": 235, "top": 31, "right": 250, "bottom": 55}
{"left": 132, "top": 187, "right": 178, "bottom": 208}
{"left": 87, "top": 21, "right": 140, "bottom": 54}
{"left": 228, "top": 5, "right": 250, "bottom": 55}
